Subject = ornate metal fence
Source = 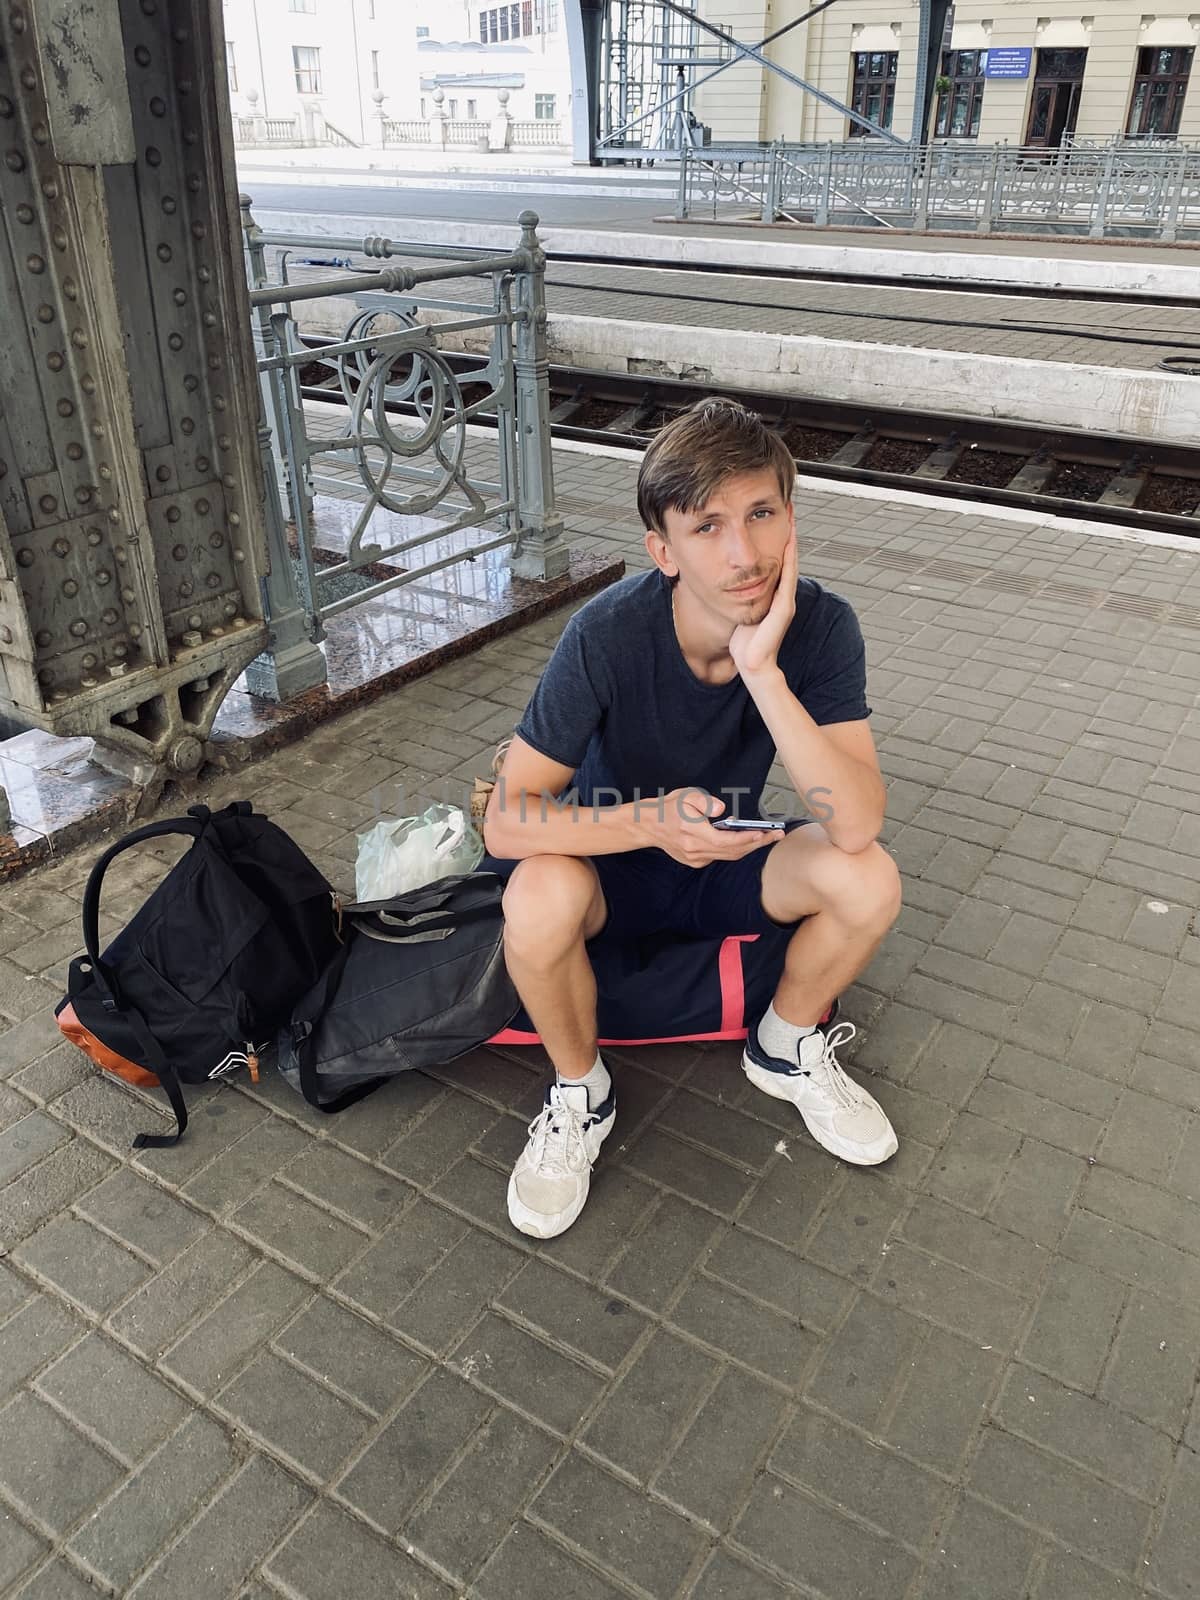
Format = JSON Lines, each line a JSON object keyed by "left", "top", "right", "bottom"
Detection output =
{"left": 677, "top": 142, "right": 1200, "bottom": 240}
{"left": 239, "top": 201, "right": 567, "bottom": 702}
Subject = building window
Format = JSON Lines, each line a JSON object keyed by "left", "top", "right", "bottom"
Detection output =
{"left": 1026, "top": 48, "right": 1087, "bottom": 147}
{"left": 849, "top": 51, "right": 897, "bottom": 136}
{"left": 292, "top": 45, "right": 321, "bottom": 93}
{"left": 288, "top": 0, "right": 315, "bottom": 12}
{"left": 226, "top": 40, "right": 237, "bottom": 93}
{"left": 416, "top": 25, "right": 429, "bottom": 37}
{"left": 371, "top": 50, "right": 380, "bottom": 90}
{"left": 448, "top": 98, "right": 458, "bottom": 117}
{"left": 420, "top": 96, "right": 426, "bottom": 117}
{"left": 934, "top": 49, "right": 984, "bottom": 137}
{"left": 535, "top": 93, "right": 556, "bottom": 119}
{"left": 481, "top": 4, "right": 534, "bottom": 41}
{"left": 466, "top": 98, "right": 477, "bottom": 118}
{"left": 534, "top": 0, "right": 558, "bottom": 32}
{"left": 1127, "top": 46, "right": 1193, "bottom": 137}
{"left": 368, "top": 0, "right": 374, "bottom": 16}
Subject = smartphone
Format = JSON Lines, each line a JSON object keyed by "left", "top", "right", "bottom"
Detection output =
{"left": 711, "top": 817, "right": 789, "bottom": 832}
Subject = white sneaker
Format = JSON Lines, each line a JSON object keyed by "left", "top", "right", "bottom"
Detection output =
{"left": 507, "top": 1081, "right": 617, "bottom": 1239}
{"left": 743, "top": 1017, "right": 898, "bottom": 1166}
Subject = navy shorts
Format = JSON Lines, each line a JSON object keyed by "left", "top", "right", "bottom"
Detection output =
{"left": 481, "top": 840, "right": 803, "bottom": 945}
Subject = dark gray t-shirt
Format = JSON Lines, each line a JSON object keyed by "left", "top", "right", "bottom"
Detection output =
{"left": 514, "top": 570, "right": 870, "bottom": 819}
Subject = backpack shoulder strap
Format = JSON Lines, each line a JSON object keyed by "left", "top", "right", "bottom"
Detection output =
{"left": 80, "top": 810, "right": 215, "bottom": 1007}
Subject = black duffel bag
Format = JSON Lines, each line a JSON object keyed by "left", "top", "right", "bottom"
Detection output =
{"left": 57, "top": 802, "right": 341, "bottom": 1147}
{"left": 277, "top": 872, "right": 519, "bottom": 1112}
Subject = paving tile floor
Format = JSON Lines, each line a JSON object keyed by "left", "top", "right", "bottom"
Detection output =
{"left": 2, "top": 443, "right": 1200, "bottom": 1598}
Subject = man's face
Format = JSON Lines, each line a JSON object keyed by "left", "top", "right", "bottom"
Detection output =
{"left": 646, "top": 468, "right": 795, "bottom": 629}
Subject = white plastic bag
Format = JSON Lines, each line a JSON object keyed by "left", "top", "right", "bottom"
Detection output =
{"left": 354, "top": 803, "right": 484, "bottom": 902}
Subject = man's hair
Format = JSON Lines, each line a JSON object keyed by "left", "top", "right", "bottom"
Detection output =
{"left": 636, "top": 396, "right": 795, "bottom": 534}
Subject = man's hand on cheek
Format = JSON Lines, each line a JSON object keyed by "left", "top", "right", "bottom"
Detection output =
{"left": 729, "top": 533, "right": 798, "bottom": 682}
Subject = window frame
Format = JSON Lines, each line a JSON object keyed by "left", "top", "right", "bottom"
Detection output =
{"left": 534, "top": 92, "right": 556, "bottom": 119}
{"left": 848, "top": 50, "right": 898, "bottom": 138}
{"left": 934, "top": 48, "right": 985, "bottom": 139}
{"left": 226, "top": 39, "right": 237, "bottom": 94}
{"left": 1126, "top": 44, "right": 1194, "bottom": 138}
{"left": 292, "top": 44, "right": 321, "bottom": 94}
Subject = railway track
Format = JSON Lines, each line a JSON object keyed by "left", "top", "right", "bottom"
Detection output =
{"left": 297, "top": 341, "right": 1200, "bottom": 540}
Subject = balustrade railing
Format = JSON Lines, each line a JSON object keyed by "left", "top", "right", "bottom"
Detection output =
{"left": 239, "top": 199, "right": 567, "bottom": 702}
{"left": 236, "top": 112, "right": 566, "bottom": 151}
{"left": 511, "top": 120, "right": 563, "bottom": 146}
{"left": 445, "top": 120, "right": 490, "bottom": 144}
{"left": 236, "top": 114, "right": 302, "bottom": 144}
{"left": 382, "top": 119, "right": 431, "bottom": 143}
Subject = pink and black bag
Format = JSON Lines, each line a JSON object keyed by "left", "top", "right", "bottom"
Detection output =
{"left": 489, "top": 923, "right": 795, "bottom": 1048}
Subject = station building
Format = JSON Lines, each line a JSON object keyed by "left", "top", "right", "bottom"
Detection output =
{"left": 222, "top": 0, "right": 570, "bottom": 145}
{"left": 696, "top": 3, "right": 1200, "bottom": 148}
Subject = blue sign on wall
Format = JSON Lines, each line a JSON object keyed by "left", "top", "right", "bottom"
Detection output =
{"left": 984, "top": 48, "right": 1034, "bottom": 80}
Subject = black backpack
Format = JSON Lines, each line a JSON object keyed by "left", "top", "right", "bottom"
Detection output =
{"left": 57, "top": 802, "right": 340, "bottom": 1147}
{"left": 277, "top": 872, "right": 518, "bottom": 1112}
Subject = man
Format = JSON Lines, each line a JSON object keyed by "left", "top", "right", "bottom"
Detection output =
{"left": 483, "top": 397, "right": 901, "bottom": 1239}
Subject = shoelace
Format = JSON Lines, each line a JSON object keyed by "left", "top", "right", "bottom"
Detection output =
{"left": 805, "top": 1021, "right": 862, "bottom": 1112}
{"left": 526, "top": 1090, "right": 589, "bottom": 1178}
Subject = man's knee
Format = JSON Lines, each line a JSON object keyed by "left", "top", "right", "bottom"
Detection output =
{"left": 502, "top": 856, "right": 600, "bottom": 952}
{"left": 780, "top": 836, "right": 901, "bottom": 933}
{"left": 822, "top": 841, "right": 902, "bottom": 932}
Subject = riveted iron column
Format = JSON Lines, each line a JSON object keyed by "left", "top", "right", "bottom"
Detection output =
{"left": 509, "top": 211, "right": 568, "bottom": 581}
{"left": 0, "top": 0, "right": 270, "bottom": 777}
{"left": 238, "top": 195, "right": 326, "bottom": 702}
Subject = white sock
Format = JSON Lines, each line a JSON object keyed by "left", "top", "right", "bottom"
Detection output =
{"left": 557, "top": 1052, "right": 611, "bottom": 1110}
{"left": 757, "top": 1002, "right": 819, "bottom": 1060}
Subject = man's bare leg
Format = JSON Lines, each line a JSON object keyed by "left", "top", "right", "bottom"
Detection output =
{"left": 500, "top": 855, "right": 614, "bottom": 1239}
{"left": 760, "top": 825, "right": 902, "bottom": 1024}
{"left": 500, "top": 855, "right": 608, "bottom": 1077}
{"left": 747, "top": 826, "right": 902, "bottom": 1165}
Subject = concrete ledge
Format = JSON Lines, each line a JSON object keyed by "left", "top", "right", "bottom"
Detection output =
{"left": 418, "top": 308, "right": 1200, "bottom": 446}
{"left": 257, "top": 208, "right": 1200, "bottom": 301}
